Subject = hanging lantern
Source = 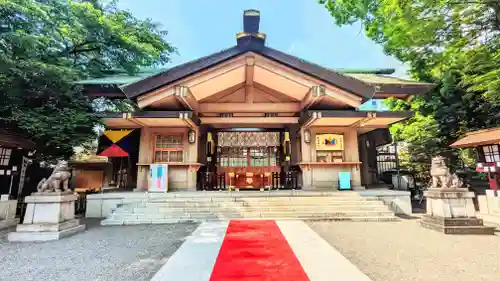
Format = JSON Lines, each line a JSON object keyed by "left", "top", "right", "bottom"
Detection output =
{"left": 188, "top": 130, "right": 196, "bottom": 144}
{"left": 206, "top": 132, "right": 215, "bottom": 158}
{"left": 303, "top": 129, "right": 311, "bottom": 144}
{"left": 283, "top": 131, "right": 291, "bottom": 161}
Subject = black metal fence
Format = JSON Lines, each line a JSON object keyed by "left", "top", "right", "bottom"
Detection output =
{"left": 271, "top": 171, "right": 300, "bottom": 189}
{"left": 197, "top": 171, "right": 226, "bottom": 191}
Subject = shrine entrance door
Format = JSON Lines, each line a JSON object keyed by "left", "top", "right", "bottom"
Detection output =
{"left": 216, "top": 131, "right": 281, "bottom": 189}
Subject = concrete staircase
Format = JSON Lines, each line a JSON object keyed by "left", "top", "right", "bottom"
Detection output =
{"left": 101, "top": 192, "right": 398, "bottom": 225}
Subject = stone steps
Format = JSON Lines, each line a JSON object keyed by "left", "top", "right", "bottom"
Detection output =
{"left": 101, "top": 216, "right": 398, "bottom": 226}
{"left": 420, "top": 215, "right": 495, "bottom": 235}
{"left": 114, "top": 205, "right": 390, "bottom": 214}
{"left": 101, "top": 194, "right": 397, "bottom": 225}
{"left": 140, "top": 198, "right": 379, "bottom": 204}
{"left": 132, "top": 201, "right": 384, "bottom": 208}
{"left": 420, "top": 222, "right": 496, "bottom": 235}
{"left": 109, "top": 210, "right": 394, "bottom": 219}
{"left": 114, "top": 203, "right": 388, "bottom": 213}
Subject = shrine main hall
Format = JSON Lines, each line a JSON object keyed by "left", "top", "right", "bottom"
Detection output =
{"left": 80, "top": 10, "right": 433, "bottom": 192}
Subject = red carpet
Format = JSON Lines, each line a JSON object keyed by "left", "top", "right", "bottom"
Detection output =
{"left": 209, "top": 220, "right": 311, "bottom": 281}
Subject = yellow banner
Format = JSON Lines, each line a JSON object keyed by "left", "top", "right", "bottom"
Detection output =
{"left": 104, "top": 130, "right": 133, "bottom": 143}
{"left": 316, "top": 134, "right": 344, "bottom": 151}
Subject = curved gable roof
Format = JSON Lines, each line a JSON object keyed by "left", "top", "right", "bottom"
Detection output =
{"left": 120, "top": 40, "right": 378, "bottom": 100}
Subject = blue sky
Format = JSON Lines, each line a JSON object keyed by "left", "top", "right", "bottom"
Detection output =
{"left": 118, "top": 0, "right": 408, "bottom": 78}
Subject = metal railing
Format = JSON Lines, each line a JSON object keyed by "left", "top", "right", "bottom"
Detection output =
{"left": 197, "top": 171, "right": 226, "bottom": 191}
{"left": 271, "top": 171, "right": 300, "bottom": 190}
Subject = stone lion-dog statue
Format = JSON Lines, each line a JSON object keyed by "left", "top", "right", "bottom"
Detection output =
{"left": 430, "top": 156, "right": 463, "bottom": 189}
{"left": 37, "top": 161, "right": 72, "bottom": 193}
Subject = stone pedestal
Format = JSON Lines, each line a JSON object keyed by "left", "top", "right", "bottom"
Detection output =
{"left": 421, "top": 188, "right": 495, "bottom": 235}
{"left": 0, "top": 199, "right": 18, "bottom": 230}
{"left": 8, "top": 192, "right": 85, "bottom": 242}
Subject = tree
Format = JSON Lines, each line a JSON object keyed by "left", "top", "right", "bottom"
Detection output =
{"left": 385, "top": 69, "right": 500, "bottom": 177}
{"left": 319, "top": 0, "right": 500, "bottom": 173}
{"left": 318, "top": 0, "right": 500, "bottom": 103}
{"left": 0, "top": 0, "right": 175, "bottom": 160}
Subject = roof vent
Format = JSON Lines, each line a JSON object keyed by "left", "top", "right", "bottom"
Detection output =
{"left": 236, "top": 10, "right": 266, "bottom": 47}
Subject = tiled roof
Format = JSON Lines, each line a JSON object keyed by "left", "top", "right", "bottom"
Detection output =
{"left": 118, "top": 40, "right": 434, "bottom": 100}
{"left": 450, "top": 127, "right": 500, "bottom": 148}
{"left": 77, "top": 43, "right": 434, "bottom": 100}
{"left": 75, "top": 68, "right": 168, "bottom": 85}
{"left": 343, "top": 73, "right": 431, "bottom": 86}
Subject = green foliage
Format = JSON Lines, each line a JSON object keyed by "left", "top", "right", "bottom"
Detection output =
{"left": 384, "top": 69, "right": 500, "bottom": 174}
{"left": 0, "top": 0, "right": 175, "bottom": 160}
{"left": 318, "top": 0, "right": 500, "bottom": 102}
{"left": 319, "top": 0, "right": 500, "bottom": 176}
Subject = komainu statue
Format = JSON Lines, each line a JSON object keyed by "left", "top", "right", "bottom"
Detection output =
{"left": 37, "top": 161, "right": 72, "bottom": 193}
{"left": 430, "top": 156, "right": 463, "bottom": 189}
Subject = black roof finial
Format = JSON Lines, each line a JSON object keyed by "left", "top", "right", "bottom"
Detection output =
{"left": 243, "top": 9, "right": 260, "bottom": 33}
{"left": 237, "top": 10, "right": 266, "bottom": 47}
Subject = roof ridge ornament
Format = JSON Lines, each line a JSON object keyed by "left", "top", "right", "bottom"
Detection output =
{"left": 237, "top": 10, "right": 266, "bottom": 47}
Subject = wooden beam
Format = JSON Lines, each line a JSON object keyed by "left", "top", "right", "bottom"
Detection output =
{"left": 245, "top": 85, "right": 254, "bottom": 103}
{"left": 245, "top": 56, "right": 255, "bottom": 86}
{"left": 300, "top": 86, "right": 324, "bottom": 109}
{"left": 301, "top": 112, "right": 320, "bottom": 129}
{"left": 198, "top": 102, "right": 301, "bottom": 113}
{"left": 254, "top": 82, "right": 299, "bottom": 102}
{"left": 182, "top": 58, "right": 246, "bottom": 88}
{"left": 128, "top": 118, "right": 148, "bottom": 127}
{"left": 137, "top": 87, "right": 175, "bottom": 108}
{"left": 245, "top": 56, "right": 255, "bottom": 103}
{"left": 175, "top": 86, "right": 199, "bottom": 112}
{"left": 252, "top": 53, "right": 363, "bottom": 107}
{"left": 183, "top": 117, "right": 199, "bottom": 129}
{"left": 200, "top": 117, "right": 299, "bottom": 124}
{"left": 199, "top": 83, "right": 245, "bottom": 103}
{"left": 136, "top": 56, "right": 246, "bottom": 106}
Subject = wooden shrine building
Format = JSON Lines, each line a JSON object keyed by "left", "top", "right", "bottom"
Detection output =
{"left": 80, "top": 10, "right": 434, "bottom": 192}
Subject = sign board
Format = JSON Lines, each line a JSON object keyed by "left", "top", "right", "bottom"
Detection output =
{"left": 338, "top": 172, "right": 352, "bottom": 190}
{"left": 316, "top": 134, "right": 344, "bottom": 151}
{"left": 148, "top": 164, "right": 168, "bottom": 192}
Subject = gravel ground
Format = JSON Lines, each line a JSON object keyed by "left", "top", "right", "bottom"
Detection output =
{"left": 0, "top": 219, "right": 198, "bottom": 281}
{"left": 309, "top": 219, "right": 500, "bottom": 281}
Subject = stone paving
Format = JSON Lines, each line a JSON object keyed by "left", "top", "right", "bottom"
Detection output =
{"left": 1, "top": 218, "right": 499, "bottom": 281}
{"left": 309, "top": 219, "right": 500, "bottom": 281}
{"left": 0, "top": 219, "right": 198, "bottom": 281}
